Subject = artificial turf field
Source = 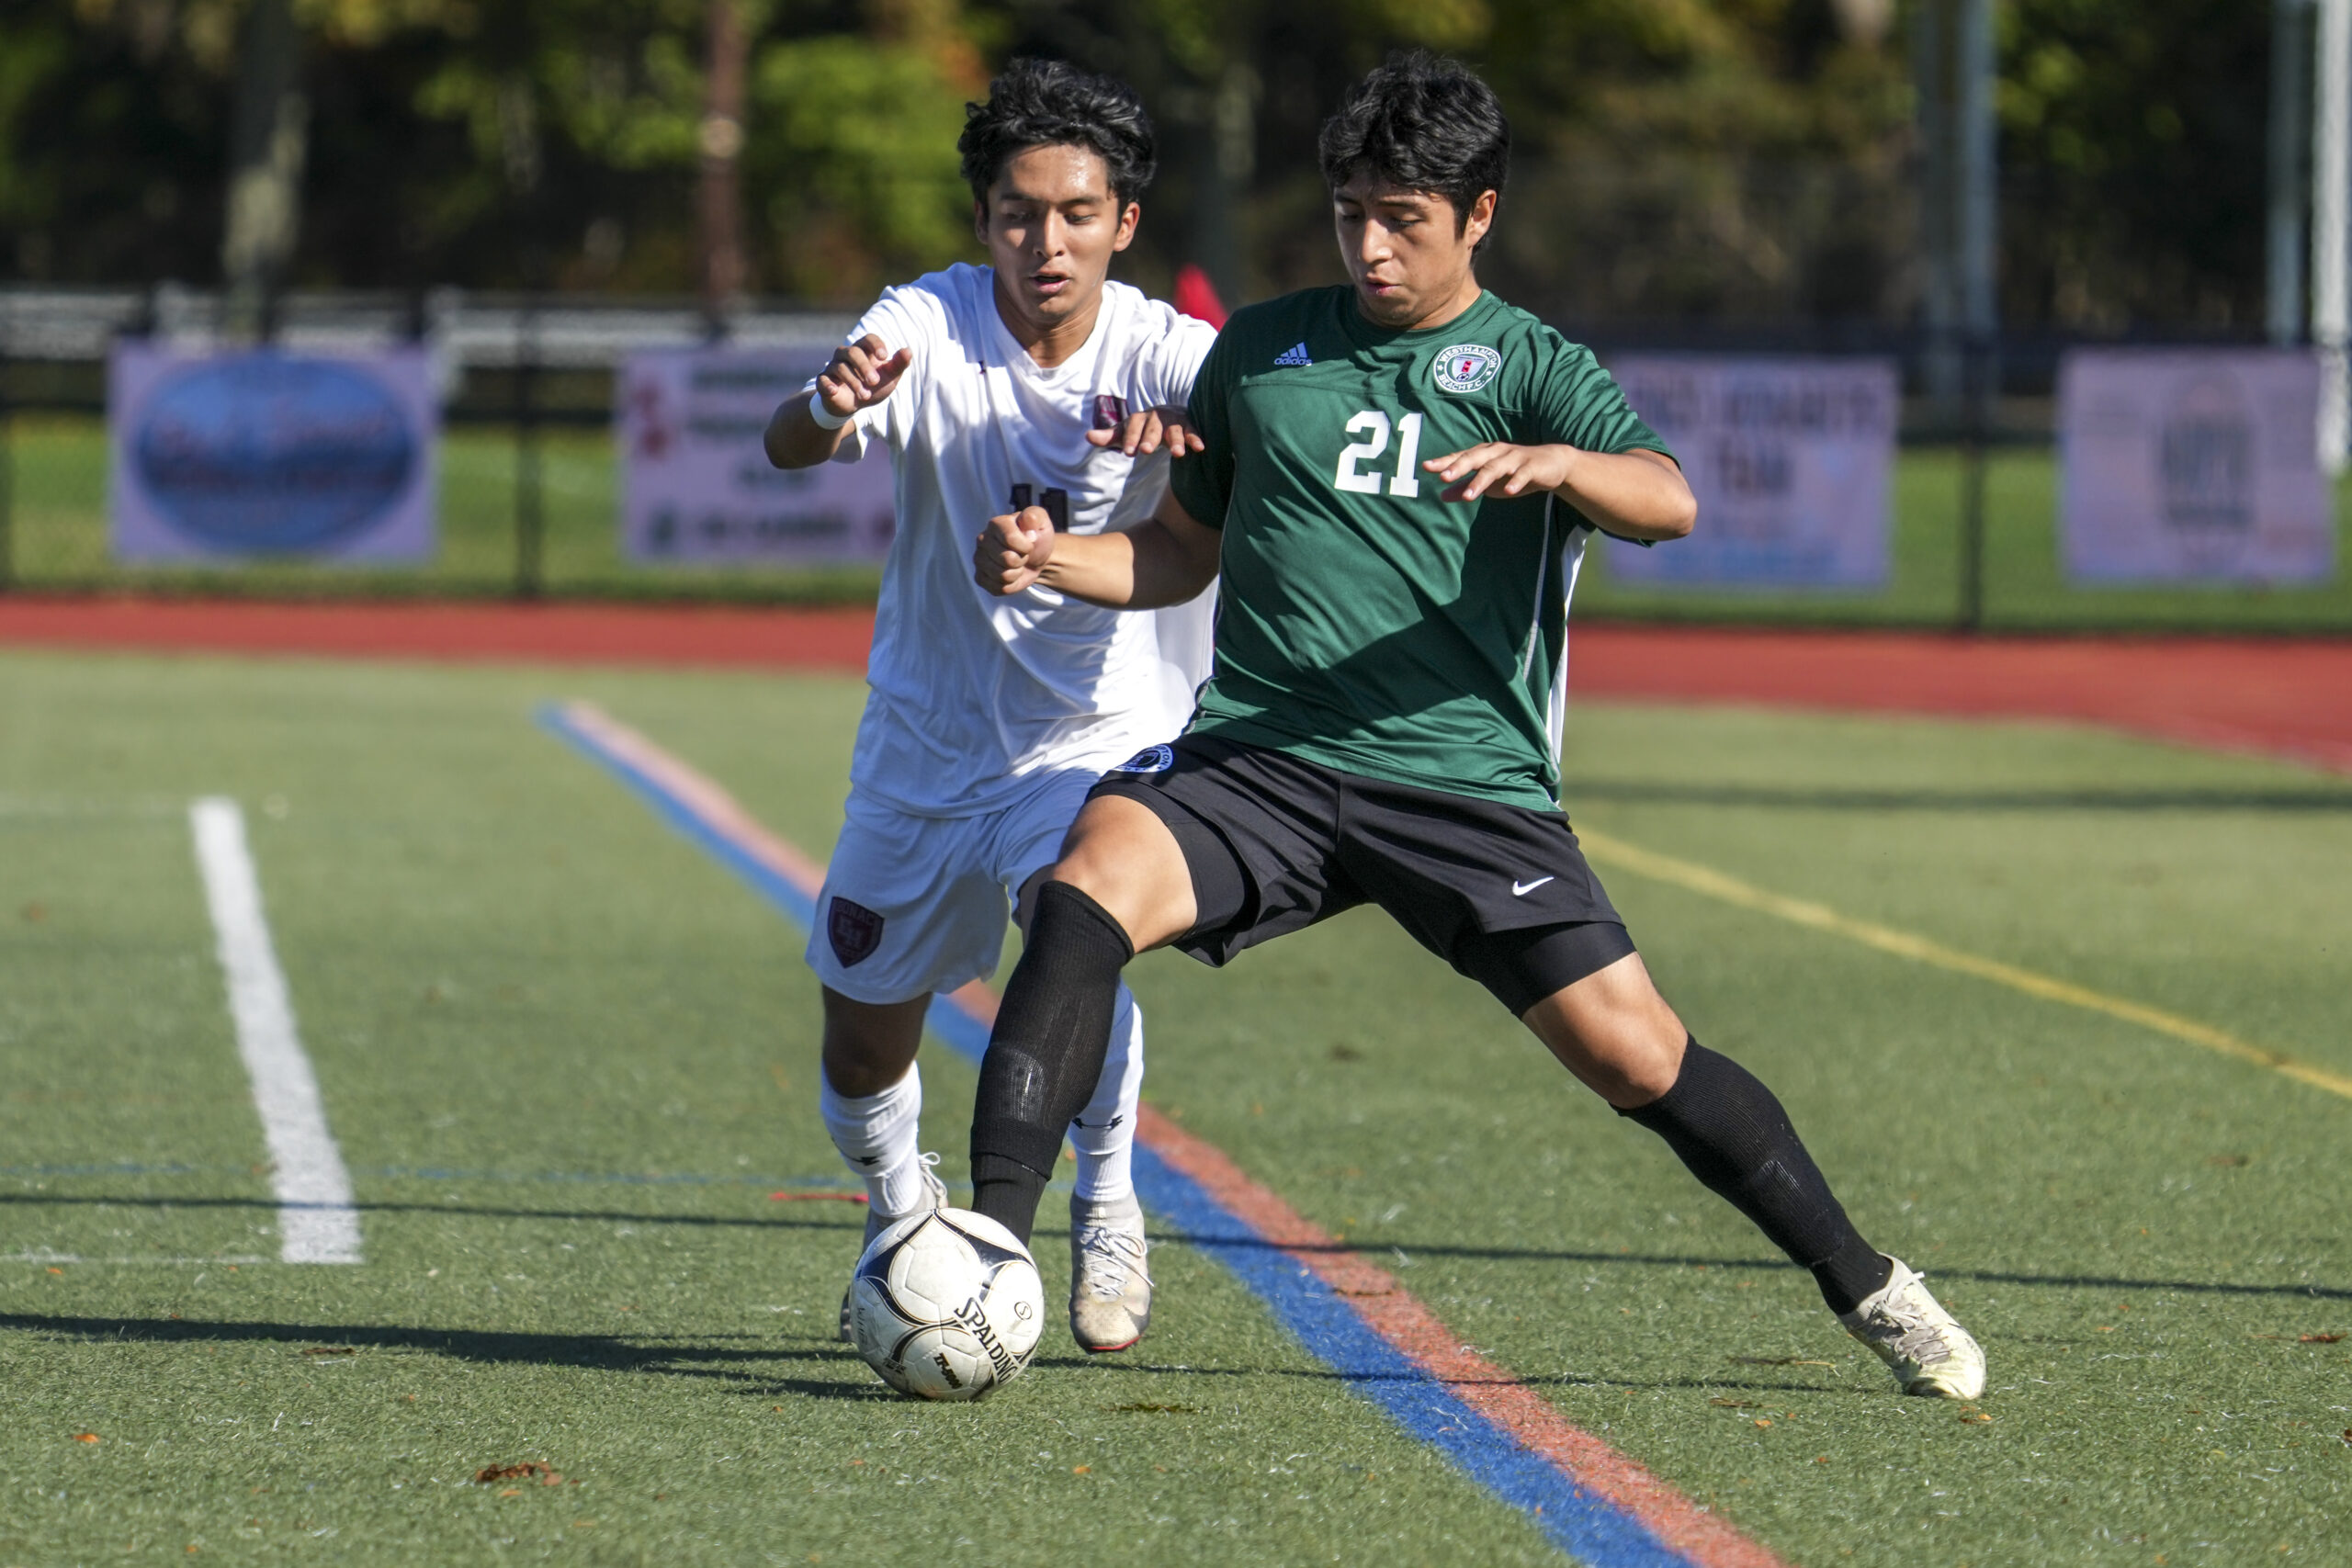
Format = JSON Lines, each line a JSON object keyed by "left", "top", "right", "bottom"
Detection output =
{"left": 1, "top": 649, "right": 2348, "bottom": 1565}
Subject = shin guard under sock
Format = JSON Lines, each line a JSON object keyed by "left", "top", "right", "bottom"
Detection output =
{"left": 1621, "top": 1038, "right": 1894, "bottom": 1313}
{"left": 969, "top": 882, "right": 1134, "bottom": 1246}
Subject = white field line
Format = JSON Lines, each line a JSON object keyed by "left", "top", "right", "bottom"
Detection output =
{"left": 188, "top": 797, "right": 362, "bottom": 1264}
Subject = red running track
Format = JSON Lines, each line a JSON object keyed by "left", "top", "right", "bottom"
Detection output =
{"left": 2, "top": 596, "right": 2346, "bottom": 774}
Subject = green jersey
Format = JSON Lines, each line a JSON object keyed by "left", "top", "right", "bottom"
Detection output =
{"left": 1171, "top": 286, "right": 1670, "bottom": 810}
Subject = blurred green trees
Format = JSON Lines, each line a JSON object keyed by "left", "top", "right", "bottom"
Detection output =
{"left": 0, "top": 0, "right": 2284, "bottom": 331}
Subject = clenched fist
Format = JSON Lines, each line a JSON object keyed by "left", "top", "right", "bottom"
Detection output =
{"left": 974, "top": 504, "right": 1058, "bottom": 595}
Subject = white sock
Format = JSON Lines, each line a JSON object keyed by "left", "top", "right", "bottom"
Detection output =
{"left": 819, "top": 1061, "right": 928, "bottom": 1217}
{"left": 1069, "top": 984, "right": 1143, "bottom": 1205}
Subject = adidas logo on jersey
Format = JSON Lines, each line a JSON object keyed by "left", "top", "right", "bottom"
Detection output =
{"left": 1272, "top": 342, "right": 1313, "bottom": 367}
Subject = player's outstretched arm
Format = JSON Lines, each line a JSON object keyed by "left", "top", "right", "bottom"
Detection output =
{"left": 972, "top": 488, "right": 1220, "bottom": 608}
{"left": 763, "top": 333, "right": 913, "bottom": 470}
{"left": 1425, "top": 443, "right": 1696, "bottom": 541}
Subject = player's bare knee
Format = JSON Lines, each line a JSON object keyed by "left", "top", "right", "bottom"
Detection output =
{"left": 1600, "top": 1032, "right": 1687, "bottom": 1108}
{"left": 819, "top": 990, "right": 927, "bottom": 1097}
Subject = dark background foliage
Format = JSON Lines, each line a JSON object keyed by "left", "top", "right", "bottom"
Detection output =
{"left": 0, "top": 0, "right": 2290, "bottom": 333}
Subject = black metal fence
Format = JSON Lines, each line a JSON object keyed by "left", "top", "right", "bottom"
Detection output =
{"left": 3, "top": 287, "right": 2347, "bottom": 635}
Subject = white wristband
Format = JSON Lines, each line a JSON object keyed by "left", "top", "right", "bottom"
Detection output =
{"left": 808, "top": 390, "right": 852, "bottom": 431}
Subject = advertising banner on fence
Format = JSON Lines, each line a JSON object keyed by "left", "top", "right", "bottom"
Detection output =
{"left": 1601, "top": 355, "right": 1898, "bottom": 588}
{"left": 617, "top": 349, "right": 895, "bottom": 564}
{"left": 110, "top": 344, "right": 438, "bottom": 564}
{"left": 2059, "top": 349, "right": 2335, "bottom": 583}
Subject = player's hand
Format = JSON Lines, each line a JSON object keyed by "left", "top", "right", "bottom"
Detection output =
{"left": 1086, "top": 403, "right": 1204, "bottom": 459}
{"left": 812, "top": 334, "right": 912, "bottom": 423}
{"left": 974, "top": 504, "right": 1057, "bottom": 595}
{"left": 1424, "top": 442, "right": 1578, "bottom": 502}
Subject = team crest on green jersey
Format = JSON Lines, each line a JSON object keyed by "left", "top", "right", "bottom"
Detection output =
{"left": 1432, "top": 344, "right": 1501, "bottom": 394}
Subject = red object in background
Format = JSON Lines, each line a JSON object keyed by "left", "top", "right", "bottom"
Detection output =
{"left": 1172, "top": 265, "right": 1228, "bottom": 328}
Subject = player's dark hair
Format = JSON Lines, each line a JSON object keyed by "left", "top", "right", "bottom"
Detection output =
{"left": 959, "top": 58, "right": 1157, "bottom": 209}
{"left": 1318, "top": 51, "right": 1510, "bottom": 253}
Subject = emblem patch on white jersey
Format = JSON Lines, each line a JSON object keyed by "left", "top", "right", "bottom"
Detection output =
{"left": 1109, "top": 743, "right": 1176, "bottom": 775}
{"left": 1433, "top": 344, "right": 1501, "bottom": 394}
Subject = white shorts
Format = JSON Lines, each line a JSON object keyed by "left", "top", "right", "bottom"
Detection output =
{"left": 806, "top": 766, "right": 1102, "bottom": 1005}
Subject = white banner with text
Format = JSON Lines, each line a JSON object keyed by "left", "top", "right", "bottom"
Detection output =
{"left": 618, "top": 349, "right": 895, "bottom": 565}
{"left": 110, "top": 344, "right": 438, "bottom": 564}
{"left": 1602, "top": 355, "right": 1898, "bottom": 589}
{"left": 2059, "top": 349, "right": 2335, "bottom": 583}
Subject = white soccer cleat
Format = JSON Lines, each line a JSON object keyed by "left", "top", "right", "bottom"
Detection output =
{"left": 839, "top": 1154, "right": 948, "bottom": 1341}
{"left": 1068, "top": 1191, "right": 1153, "bottom": 1353}
{"left": 1838, "top": 1257, "right": 1986, "bottom": 1400}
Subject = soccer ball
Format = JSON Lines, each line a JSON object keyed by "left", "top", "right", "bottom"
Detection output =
{"left": 847, "top": 1208, "right": 1045, "bottom": 1401}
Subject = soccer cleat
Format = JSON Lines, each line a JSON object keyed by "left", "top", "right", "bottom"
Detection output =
{"left": 1068, "top": 1191, "right": 1153, "bottom": 1353}
{"left": 1838, "top": 1257, "right": 1986, "bottom": 1400}
{"left": 839, "top": 1153, "right": 947, "bottom": 1341}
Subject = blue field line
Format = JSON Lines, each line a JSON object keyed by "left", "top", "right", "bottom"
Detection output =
{"left": 1133, "top": 1140, "right": 1688, "bottom": 1566}
{"left": 542, "top": 703, "right": 1707, "bottom": 1568}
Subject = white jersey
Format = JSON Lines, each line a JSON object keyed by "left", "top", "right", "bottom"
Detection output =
{"left": 821, "top": 264, "right": 1219, "bottom": 817}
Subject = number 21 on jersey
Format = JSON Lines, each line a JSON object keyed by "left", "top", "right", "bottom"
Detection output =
{"left": 1334, "top": 411, "right": 1423, "bottom": 499}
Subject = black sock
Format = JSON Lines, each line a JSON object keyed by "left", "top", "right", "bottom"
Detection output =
{"left": 967, "top": 882, "right": 1134, "bottom": 1247}
{"left": 1620, "top": 1038, "right": 1894, "bottom": 1314}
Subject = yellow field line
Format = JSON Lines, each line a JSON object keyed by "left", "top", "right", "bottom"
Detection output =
{"left": 1577, "top": 827, "right": 2352, "bottom": 1104}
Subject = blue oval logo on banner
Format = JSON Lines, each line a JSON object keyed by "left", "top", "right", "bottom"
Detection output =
{"left": 133, "top": 355, "right": 415, "bottom": 552}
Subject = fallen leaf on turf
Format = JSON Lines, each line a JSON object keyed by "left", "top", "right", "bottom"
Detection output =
{"left": 300, "top": 1347, "right": 356, "bottom": 1357}
{"left": 1960, "top": 1411, "right": 1992, "bottom": 1423}
{"left": 1814, "top": 1456, "right": 1829, "bottom": 1464}
{"left": 474, "top": 1462, "right": 562, "bottom": 1486}
{"left": 22, "top": 903, "right": 44, "bottom": 922}
{"left": 499, "top": 1489, "right": 520, "bottom": 1497}
{"left": 1709, "top": 1398, "right": 1760, "bottom": 1409}
{"left": 73, "top": 1433, "right": 98, "bottom": 1443}
{"left": 46, "top": 1268, "right": 61, "bottom": 1275}
{"left": 2341, "top": 1430, "right": 2351, "bottom": 1446}
{"left": 1752, "top": 1418, "right": 1772, "bottom": 1428}
{"left": 2301, "top": 1333, "right": 2345, "bottom": 1344}
{"left": 1107, "top": 1402, "right": 1198, "bottom": 1414}
{"left": 1728, "top": 1356, "right": 1834, "bottom": 1367}
{"left": 1071, "top": 1465, "right": 1091, "bottom": 1474}
{"left": 2207, "top": 1155, "right": 2249, "bottom": 1168}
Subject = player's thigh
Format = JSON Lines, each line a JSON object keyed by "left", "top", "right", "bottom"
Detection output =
{"left": 1047, "top": 794, "right": 1199, "bottom": 952}
{"left": 808, "top": 798, "right": 1016, "bottom": 1011}
{"left": 1520, "top": 951, "right": 1689, "bottom": 1109}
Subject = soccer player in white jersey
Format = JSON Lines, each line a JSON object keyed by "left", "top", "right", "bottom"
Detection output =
{"left": 763, "top": 58, "right": 1217, "bottom": 1354}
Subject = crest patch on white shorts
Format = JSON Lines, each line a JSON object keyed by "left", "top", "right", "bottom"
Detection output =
{"left": 1433, "top": 344, "right": 1502, "bottom": 395}
{"left": 1109, "top": 743, "right": 1176, "bottom": 775}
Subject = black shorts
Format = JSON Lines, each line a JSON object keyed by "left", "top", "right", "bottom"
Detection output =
{"left": 1089, "top": 735, "right": 1636, "bottom": 1017}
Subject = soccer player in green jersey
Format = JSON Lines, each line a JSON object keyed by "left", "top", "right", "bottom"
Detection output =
{"left": 965, "top": 52, "right": 1985, "bottom": 1399}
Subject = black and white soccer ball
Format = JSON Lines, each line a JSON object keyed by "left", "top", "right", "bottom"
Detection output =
{"left": 847, "top": 1208, "right": 1045, "bottom": 1401}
